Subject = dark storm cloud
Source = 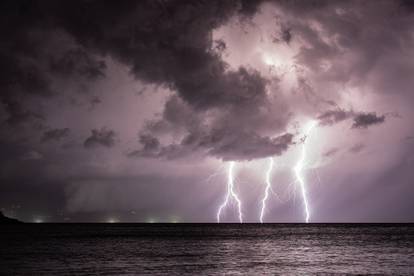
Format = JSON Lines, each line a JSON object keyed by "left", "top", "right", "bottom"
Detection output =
{"left": 84, "top": 127, "right": 117, "bottom": 149}
{"left": 148, "top": 95, "right": 200, "bottom": 134}
{"left": 317, "top": 109, "right": 353, "bottom": 126}
{"left": 352, "top": 112, "right": 386, "bottom": 129}
{"left": 272, "top": 21, "right": 293, "bottom": 44}
{"left": 174, "top": 65, "right": 269, "bottom": 110}
{"left": 44, "top": 0, "right": 286, "bottom": 161}
{"left": 318, "top": 109, "right": 386, "bottom": 129}
{"left": 50, "top": 48, "right": 106, "bottom": 80}
{"left": 205, "top": 131, "right": 294, "bottom": 161}
{"left": 0, "top": 1, "right": 109, "bottom": 127}
{"left": 1, "top": 0, "right": 414, "bottom": 222}
{"left": 280, "top": 27, "right": 292, "bottom": 44}
{"left": 399, "top": 0, "right": 414, "bottom": 11}
{"left": 0, "top": 50, "right": 50, "bottom": 126}
{"left": 128, "top": 134, "right": 161, "bottom": 158}
{"left": 41, "top": 128, "right": 70, "bottom": 143}
{"left": 131, "top": 87, "right": 293, "bottom": 161}
{"left": 130, "top": 129, "right": 293, "bottom": 161}
{"left": 50, "top": 0, "right": 265, "bottom": 108}
{"left": 0, "top": 0, "right": 281, "bottom": 160}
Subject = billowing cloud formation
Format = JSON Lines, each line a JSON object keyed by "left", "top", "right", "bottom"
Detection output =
{"left": 54, "top": 0, "right": 289, "bottom": 160}
{"left": 0, "top": 0, "right": 289, "bottom": 161}
{"left": 84, "top": 128, "right": 117, "bottom": 148}
{"left": 54, "top": 0, "right": 263, "bottom": 109}
{"left": 0, "top": 0, "right": 414, "bottom": 222}
{"left": 0, "top": 0, "right": 397, "bottom": 160}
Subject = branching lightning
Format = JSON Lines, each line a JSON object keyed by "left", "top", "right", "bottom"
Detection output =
{"left": 216, "top": 161, "right": 243, "bottom": 223}
{"left": 259, "top": 157, "right": 274, "bottom": 223}
{"left": 294, "top": 120, "right": 317, "bottom": 223}
{"left": 213, "top": 121, "right": 319, "bottom": 223}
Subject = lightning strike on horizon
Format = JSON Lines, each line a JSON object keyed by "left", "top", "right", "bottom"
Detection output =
{"left": 216, "top": 161, "right": 243, "bottom": 223}
{"left": 294, "top": 120, "right": 317, "bottom": 223}
{"left": 259, "top": 157, "right": 274, "bottom": 223}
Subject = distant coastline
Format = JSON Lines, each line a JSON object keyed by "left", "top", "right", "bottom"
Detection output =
{"left": 0, "top": 211, "right": 22, "bottom": 224}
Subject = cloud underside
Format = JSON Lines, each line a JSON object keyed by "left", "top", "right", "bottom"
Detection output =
{"left": 1, "top": 0, "right": 410, "bottom": 161}
{"left": 129, "top": 132, "right": 293, "bottom": 161}
{"left": 317, "top": 110, "right": 387, "bottom": 129}
{"left": 0, "top": 0, "right": 289, "bottom": 161}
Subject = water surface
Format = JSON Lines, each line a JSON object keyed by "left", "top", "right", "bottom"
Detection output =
{"left": 1, "top": 224, "right": 413, "bottom": 275}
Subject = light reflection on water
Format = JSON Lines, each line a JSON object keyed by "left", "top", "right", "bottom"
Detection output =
{"left": 1, "top": 224, "right": 414, "bottom": 275}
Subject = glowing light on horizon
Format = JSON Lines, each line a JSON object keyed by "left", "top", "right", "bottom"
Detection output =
{"left": 294, "top": 120, "right": 317, "bottom": 223}
{"left": 216, "top": 161, "right": 243, "bottom": 223}
{"left": 169, "top": 216, "right": 180, "bottom": 223}
{"left": 259, "top": 157, "right": 274, "bottom": 223}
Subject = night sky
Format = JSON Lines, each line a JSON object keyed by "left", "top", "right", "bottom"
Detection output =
{"left": 1, "top": 0, "right": 414, "bottom": 223}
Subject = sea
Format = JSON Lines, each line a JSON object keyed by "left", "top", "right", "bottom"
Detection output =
{"left": 1, "top": 224, "right": 413, "bottom": 275}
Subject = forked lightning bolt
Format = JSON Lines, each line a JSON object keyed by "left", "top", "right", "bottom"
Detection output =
{"left": 294, "top": 120, "right": 317, "bottom": 223}
{"left": 259, "top": 157, "right": 274, "bottom": 223}
{"left": 216, "top": 161, "right": 243, "bottom": 223}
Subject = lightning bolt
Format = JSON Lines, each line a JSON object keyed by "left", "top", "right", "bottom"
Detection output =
{"left": 216, "top": 161, "right": 243, "bottom": 223}
{"left": 259, "top": 157, "right": 274, "bottom": 223}
{"left": 294, "top": 120, "right": 317, "bottom": 223}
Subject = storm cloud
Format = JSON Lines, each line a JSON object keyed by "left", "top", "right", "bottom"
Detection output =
{"left": 84, "top": 127, "right": 117, "bottom": 149}
{"left": 130, "top": 130, "right": 293, "bottom": 161}
{"left": 1, "top": 0, "right": 414, "bottom": 222}
{"left": 352, "top": 112, "right": 386, "bottom": 129}
{"left": 317, "top": 109, "right": 354, "bottom": 126}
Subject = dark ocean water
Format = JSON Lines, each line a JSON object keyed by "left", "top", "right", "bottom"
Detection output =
{"left": 1, "top": 224, "right": 414, "bottom": 275}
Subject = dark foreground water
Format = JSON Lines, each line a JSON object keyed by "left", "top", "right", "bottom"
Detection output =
{"left": 1, "top": 224, "right": 414, "bottom": 275}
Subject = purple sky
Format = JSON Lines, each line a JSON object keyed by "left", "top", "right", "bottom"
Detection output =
{"left": 1, "top": 0, "right": 414, "bottom": 222}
